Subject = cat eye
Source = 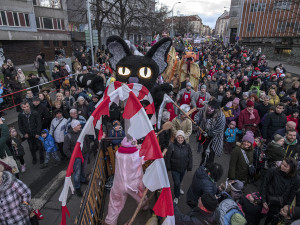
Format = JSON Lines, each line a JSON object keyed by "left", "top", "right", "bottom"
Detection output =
{"left": 139, "top": 67, "right": 152, "bottom": 78}
{"left": 117, "top": 67, "right": 131, "bottom": 76}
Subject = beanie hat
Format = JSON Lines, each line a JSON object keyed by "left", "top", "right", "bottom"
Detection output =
{"left": 246, "top": 100, "right": 254, "bottom": 107}
{"left": 201, "top": 84, "right": 207, "bottom": 89}
{"left": 186, "top": 82, "right": 192, "bottom": 87}
{"left": 242, "top": 131, "right": 254, "bottom": 144}
{"left": 176, "top": 130, "right": 185, "bottom": 138}
{"left": 121, "top": 136, "right": 137, "bottom": 148}
{"left": 208, "top": 99, "right": 220, "bottom": 109}
{"left": 71, "top": 120, "right": 80, "bottom": 128}
{"left": 226, "top": 101, "right": 232, "bottom": 108}
{"left": 274, "top": 134, "right": 284, "bottom": 142}
{"left": 229, "top": 121, "right": 236, "bottom": 126}
{"left": 231, "top": 213, "right": 247, "bottom": 225}
{"left": 207, "top": 75, "right": 211, "bottom": 79}
{"left": 201, "top": 193, "right": 218, "bottom": 212}
{"left": 112, "top": 120, "right": 121, "bottom": 128}
{"left": 233, "top": 97, "right": 240, "bottom": 104}
{"left": 32, "top": 96, "right": 40, "bottom": 102}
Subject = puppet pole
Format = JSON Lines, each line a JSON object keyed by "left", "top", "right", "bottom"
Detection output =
{"left": 127, "top": 148, "right": 168, "bottom": 225}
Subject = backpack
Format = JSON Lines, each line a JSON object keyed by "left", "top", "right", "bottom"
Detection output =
{"left": 218, "top": 198, "right": 245, "bottom": 225}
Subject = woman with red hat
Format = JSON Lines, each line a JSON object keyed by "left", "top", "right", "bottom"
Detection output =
{"left": 238, "top": 100, "right": 260, "bottom": 132}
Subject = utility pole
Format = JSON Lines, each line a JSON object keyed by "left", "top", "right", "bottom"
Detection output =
{"left": 87, "top": 0, "right": 94, "bottom": 66}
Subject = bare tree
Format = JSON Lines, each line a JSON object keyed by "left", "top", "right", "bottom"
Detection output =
{"left": 145, "top": 4, "right": 170, "bottom": 36}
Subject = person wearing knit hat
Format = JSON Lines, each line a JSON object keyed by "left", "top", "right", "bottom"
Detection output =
{"left": 166, "top": 129, "right": 192, "bottom": 204}
{"left": 224, "top": 121, "right": 242, "bottom": 154}
{"left": 195, "top": 98, "right": 226, "bottom": 166}
{"left": 176, "top": 79, "right": 195, "bottom": 107}
{"left": 108, "top": 120, "right": 125, "bottom": 147}
{"left": 105, "top": 135, "right": 148, "bottom": 225}
{"left": 171, "top": 104, "right": 193, "bottom": 143}
{"left": 266, "top": 134, "right": 285, "bottom": 167}
{"left": 70, "top": 119, "right": 81, "bottom": 129}
{"left": 238, "top": 98, "right": 260, "bottom": 131}
{"left": 173, "top": 192, "right": 220, "bottom": 224}
{"left": 228, "top": 131, "right": 254, "bottom": 182}
{"left": 191, "top": 83, "right": 211, "bottom": 119}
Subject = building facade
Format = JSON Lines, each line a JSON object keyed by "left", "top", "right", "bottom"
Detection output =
{"left": 0, "top": 0, "right": 72, "bottom": 65}
{"left": 215, "top": 10, "right": 230, "bottom": 42}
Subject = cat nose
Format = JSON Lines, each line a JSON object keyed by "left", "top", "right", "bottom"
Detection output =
{"left": 128, "top": 77, "right": 139, "bottom": 84}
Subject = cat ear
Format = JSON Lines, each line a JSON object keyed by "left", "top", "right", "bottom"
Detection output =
{"left": 107, "top": 36, "right": 132, "bottom": 70}
{"left": 146, "top": 37, "right": 172, "bottom": 74}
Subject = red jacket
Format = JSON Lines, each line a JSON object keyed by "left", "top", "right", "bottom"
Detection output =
{"left": 238, "top": 108, "right": 260, "bottom": 130}
{"left": 165, "top": 102, "right": 177, "bottom": 121}
{"left": 287, "top": 115, "right": 298, "bottom": 132}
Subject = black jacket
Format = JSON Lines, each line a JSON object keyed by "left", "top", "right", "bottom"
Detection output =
{"left": 255, "top": 102, "right": 270, "bottom": 119}
{"left": 165, "top": 140, "right": 192, "bottom": 173}
{"left": 262, "top": 112, "right": 287, "bottom": 139}
{"left": 239, "top": 196, "right": 262, "bottom": 225}
{"left": 174, "top": 204, "right": 220, "bottom": 225}
{"left": 27, "top": 77, "right": 40, "bottom": 94}
{"left": 261, "top": 168, "right": 298, "bottom": 206}
{"left": 88, "top": 101, "right": 97, "bottom": 116}
{"left": 63, "top": 128, "right": 90, "bottom": 158}
{"left": 32, "top": 103, "right": 51, "bottom": 129}
{"left": 18, "top": 111, "right": 42, "bottom": 137}
{"left": 284, "top": 141, "right": 300, "bottom": 160}
{"left": 187, "top": 167, "right": 218, "bottom": 208}
{"left": 38, "top": 58, "right": 46, "bottom": 72}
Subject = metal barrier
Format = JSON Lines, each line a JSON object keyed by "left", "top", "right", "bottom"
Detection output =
{"left": 0, "top": 75, "right": 70, "bottom": 112}
{"left": 75, "top": 137, "right": 122, "bottom": 225}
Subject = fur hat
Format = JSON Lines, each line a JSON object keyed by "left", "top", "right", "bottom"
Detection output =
{"left": 121, "top": 136, "right": 137, "bottom": 148}
{"left": 274, "top": 134, "right": 284, "bottom": 142}
{"left": 242, "top": 131, "right": 254, "bottom": 144}
{"left": 201, "top": 193, "right": 218, "bottom": 212}
{"left": 176, "top": 130, "right": 185, "bottom": 138}
{"left": 71, "top": 120, "right": 80, "bottom": 128}
{"left": 246, "top": 100, "right": 254, "bottom": 107}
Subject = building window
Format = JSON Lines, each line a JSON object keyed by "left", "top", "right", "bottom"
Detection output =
{"left": 275, "top": 48, "right": 292, "bottom": 55}
{"left": 43, "top": 17, "right": 53, "bottom": 29}
{"left": 34, "top": 0, "right": 61, "bottom": 9}
{"left": 44, "top": 40, "right": 50, "bottom": 48}
{"left": 0, "top": 11, "right": 7, "bottom": 26}
{"left": 24, "top": 14, "right": 30, "bottom": 26}
{"left": 251, "top": 2, "right": 266, "bottom": 12}
{"left": 277, "top": 21, "right": 287, "bottom": 32}
{"left": 247, "top": 23, "right": 255, "bottom": 32}
{"left": 53, "top": 40, "right": 59, "bottom": 47}
{"left": 273, "top": 1, "right": 291, "bottom": 10}
{"left": 35, "top": 17, "right": 40, "bottom": 28}
{"left": 62, "top": 41, "right": 68, "bottom": 47}
{"left": 13, "top": 12, "right": 20, "bottom": 26}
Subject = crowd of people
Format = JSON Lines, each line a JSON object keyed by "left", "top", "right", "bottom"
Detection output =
{"left": 0, "top": 35, "right": 300, "bottom": 225}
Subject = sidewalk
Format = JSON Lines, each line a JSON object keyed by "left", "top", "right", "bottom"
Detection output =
{"left": 267, "top": 59, "right": 300, "bottom": 75}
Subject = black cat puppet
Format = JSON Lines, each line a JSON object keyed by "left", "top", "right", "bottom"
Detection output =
{"left": 76, "top": 35, "right": 173, "bottom": 108}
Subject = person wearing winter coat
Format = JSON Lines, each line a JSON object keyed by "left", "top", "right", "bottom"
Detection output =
{"left": 32, "top": 96, "right": 51, "bottom": 129}
{"left": 261, "top": 158, "right": 299, "bottom": 225}
{"left": 50, "top": 109, "right": 67, "bottom": 160}
{"left": 206, "top": 75, "right": 218, "bottom": 96}
{"left": 88, "top": 95, "right": 99, "bottom": 116}
{"left": 166, "top": 130, "right": 193, "bottom": 204}
{"left": 73, "top": 96, "right": 89, "bottom": 120}
{"left": 224, "top": 121, "right": 242, "bottom": 154}
{"left": 0, "top": 121, "right": 12, "bottom": 160}
{"left": 8, "top": 75, "right": 23, "bottom": 112}
{"left": 108, "top": 120, "right": 125, "bottom": 146}
{"left": 158, "top": 111, "right": 171, "bottom": 151}
{"left": 0, "top": 166, "right": 31, "bottom": 225}
{"left": 39, "top": 129, "right": 60, "bottom": 168}
{"left": 174, "top": 193, "right": 220, "bottom": 225}
{"left": 65, "top": 108, "right": 86, "bottom": 133}
{"left": 238, "top": 100, "right": 260, "bottom": 131}
{"left": 18, "top": 101, "right": 43, "bottom": 165}
{"left": 195, "top": 99, "right": 226, "bottom": 166}
{"left": 239, "top": 192, "right": 263, "bottom": 225}
{"left": 27, "top": 74, "right": 40, "bottom": 96}
{"left": 287, "top": 109, "right": 299, "bottom": 131}
{"left": 283, "top": 129, "right": 300, "bottom": 160}
{"left": 255, "top": 96, "right": 271, "bottom": 120}
{"left": 228, "top": 131, "right": 254, "bottom": 182}
{"left": 262, "top": 103, "right": 286, "bottom": 140}
{"left": 51, "top": 66, "right": 62, "bottom": 90}
{"left": 266, "top": 134, "right": 285, "bottom": 167}
{"left": 63, "top": 120, "right": 90, "bottom": 197}
{"left": 16, "top": 68, "right": 26, "bottom": 87}
{"left": 176, "top": 82, "right": 196, "bottom": 107}
{"left": 37, "top": 54, "right": 50, "bottom": 81}
{"left": 186, "top": 163, "right": 223, "bottom": 208}
{"left": 226, "top": 98, "right": 240, "bottom": 124}
{"left": 268, "top": 88, "right": 280, "bottom": 106}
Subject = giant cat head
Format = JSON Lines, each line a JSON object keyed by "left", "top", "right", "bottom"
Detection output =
{"left": 107, "top": 36, "right": 172, "bottom": 91}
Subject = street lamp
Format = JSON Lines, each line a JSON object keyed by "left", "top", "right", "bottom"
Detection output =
{"left": 171, "top": 1, "right": 181, "bottom": 38}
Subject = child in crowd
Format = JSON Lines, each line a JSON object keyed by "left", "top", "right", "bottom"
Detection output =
{"left": 8, "top": 127, "right": 26, "bottom": 172}
{"left": 265, "top": 134, "right": 285, "bottom": 168}
{"left": 39, "top": 129, "right": 60, "bottom": 169}
{"left": 239, "top": 192, "right": 263, "bottom": 225}
{"left": 224, "top": 121, "right": 242, "bottom": 154}
{"left": 108, "top": 120, "right": 125, "bottom": 147}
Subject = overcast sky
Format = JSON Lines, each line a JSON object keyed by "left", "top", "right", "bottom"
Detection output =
{"left": 158, "top": 0, "right": 231, "bottom": 28}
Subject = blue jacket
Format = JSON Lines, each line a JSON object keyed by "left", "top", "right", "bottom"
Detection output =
{"left": 225, "top": 128, "right": 242, "bottom": 143}
{"left": 0, "top": 86, "right": 3, "bottom": 104}
{"left": 108, "top": 129, "right": 125, "bottom": 145}
{"left": 38, "top": 129, "right": 58, "bottom": 152}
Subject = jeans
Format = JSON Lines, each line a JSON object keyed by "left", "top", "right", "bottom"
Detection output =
{"left": 45, "top": 151, "right": 60, "bottom": 164}
{"left": 171, "top": 170, "right": 185, "bottom": 198}
{"left": 73, "top": 155, "right": 88, "bottom": 189}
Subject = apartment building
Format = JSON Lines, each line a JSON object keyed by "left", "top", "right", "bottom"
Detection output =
{"left": 0, "top": 0, "right": 71, "bottom": 65}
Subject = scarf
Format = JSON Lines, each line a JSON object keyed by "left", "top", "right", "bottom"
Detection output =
{"left": 247, "top": 108, "right": 255, "bottom": 120}
{"left": 284, "top": 136, "right": 297, "bottom": 146}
